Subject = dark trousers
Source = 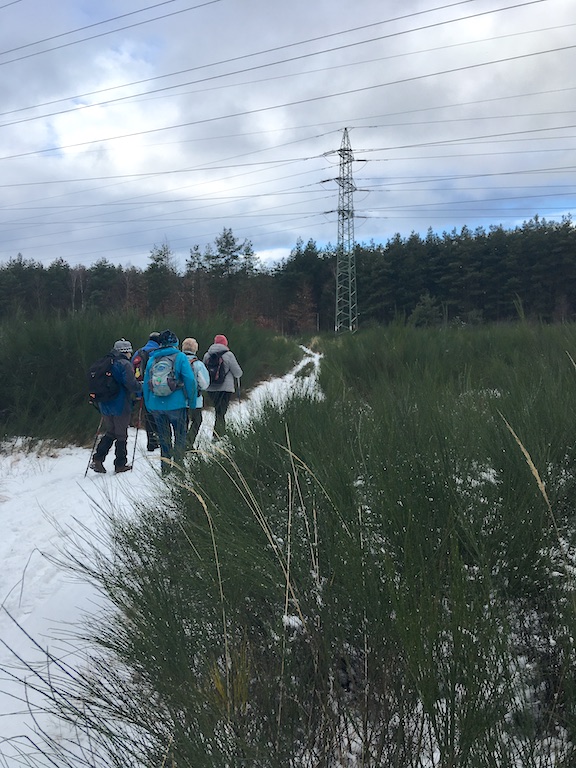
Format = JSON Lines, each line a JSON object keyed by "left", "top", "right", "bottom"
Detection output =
{"left": 94, "top": 410, "right": 131, "bottom": 468}
{"left": 208, "top": 391, "right": 231, "bottom": 437}
{"left": 187, "top": 407, "right": 203, "bottom": 447}
{"left": 144, "top": 407, "right": 159, "bottom": 449}
{"left": 153, "top": 408, "right": 188, "bottom": 473}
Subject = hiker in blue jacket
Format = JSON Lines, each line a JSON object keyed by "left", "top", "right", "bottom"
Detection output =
{"left": 143, "top": 329, "right": 196, "bottom": 474}
{"left": 91, "top": 339, "right": 142, "bottom": 474}
{"left": 131, "top": 331, "right": 161, "bottom": 451}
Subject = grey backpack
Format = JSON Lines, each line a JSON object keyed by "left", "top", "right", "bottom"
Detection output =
{"left": 148, "top": 354, "right": 182, "bottom": 396}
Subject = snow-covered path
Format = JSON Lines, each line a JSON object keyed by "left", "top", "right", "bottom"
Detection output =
{"left": 0, "top": 348, "right": 321, "bottom": 766}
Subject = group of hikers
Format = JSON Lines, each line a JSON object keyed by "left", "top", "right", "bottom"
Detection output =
{"left": 88, "top": 330, "right": 243, "bottom": 475}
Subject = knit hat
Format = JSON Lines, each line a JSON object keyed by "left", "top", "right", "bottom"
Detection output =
{"left": 182, "top": 337, "right": 199, "bottom": 353}
{"left": 214, "top": 334, "right": 228, "bottom": 346}
{"left": 113, "top": 338, "right": 133, "bottom": 354}
{"left": 158, "top": 329, "right": 179, "bottom": 347}
{"left": 149, "top": 331, "right": 160, "bottom": 342}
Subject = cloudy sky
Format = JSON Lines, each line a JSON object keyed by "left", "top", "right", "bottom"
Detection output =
{"left": 1, "top": 0, "right": 575, "bottom": 270}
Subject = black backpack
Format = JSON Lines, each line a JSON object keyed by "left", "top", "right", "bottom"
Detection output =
{"left": 87, "top": 354, "right": 121, "bottom": 405}
{"left": 205, "top": 349, "right": 227, "bottom": 385}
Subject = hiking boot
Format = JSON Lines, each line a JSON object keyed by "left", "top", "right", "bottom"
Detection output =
{"left": 90, "top": 460, "right": 106, "bottom": 474}
{"left": 114, "top": 464, "right": 132, "bottom": 474}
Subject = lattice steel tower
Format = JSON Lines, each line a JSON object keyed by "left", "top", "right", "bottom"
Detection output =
{"left": 335, "top": 127, "right": 358, "bottom": 333}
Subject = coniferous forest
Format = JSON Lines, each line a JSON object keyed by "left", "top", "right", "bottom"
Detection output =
{"left": 2, "top": 215, "right": 575, "bottom": 331}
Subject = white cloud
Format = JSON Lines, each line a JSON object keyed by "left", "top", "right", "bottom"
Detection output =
{"left": 1, "top": 0, "right": 575, "bottom": 268}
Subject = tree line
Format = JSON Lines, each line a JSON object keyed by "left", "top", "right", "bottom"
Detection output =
{"left": 1, "top": 216, "right": 575, "bottom": 331}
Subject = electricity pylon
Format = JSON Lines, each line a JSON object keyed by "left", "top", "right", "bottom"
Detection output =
{"left": 335, "top": 127, "right": 358, "bottom": 333}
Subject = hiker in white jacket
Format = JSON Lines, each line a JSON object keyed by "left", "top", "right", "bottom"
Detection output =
{"left": 181, "top": 337, "right": 210, "bottom": 447}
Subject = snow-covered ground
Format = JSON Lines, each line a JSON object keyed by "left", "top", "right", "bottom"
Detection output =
{"left": 0, "top": 348, "right": 321, "bottom": 766}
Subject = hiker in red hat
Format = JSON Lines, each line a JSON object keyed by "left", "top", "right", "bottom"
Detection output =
{"left": 203, "top": 334, "right": 243, "bottom": 438}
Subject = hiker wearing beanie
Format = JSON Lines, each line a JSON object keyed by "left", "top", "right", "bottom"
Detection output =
{"left": 203, "top": 334, "right": 243, "bottom": 438}
{"left": 90, "top": 338, "right": 142, "bottom": 474}
{"left": 181, "top": 337, "right": 210, "bottom": 447}
{"left": 143, "top": 329, "right": 197, "bottom": 474}
{"left": 131, "top": 331, "right": 161, "bottom": 451}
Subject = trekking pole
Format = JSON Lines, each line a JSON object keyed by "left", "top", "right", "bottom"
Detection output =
{"left": 235, "top": 377, "right": 241, "bottom": 404}
{"left": 84, "top": 414, "right": 103, "bottom": 478}
{"left": 131, "top": 397, "right": 143, "bottom": 470}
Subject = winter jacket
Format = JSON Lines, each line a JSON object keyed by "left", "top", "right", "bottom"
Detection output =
{"left": 143, "top": 346, "right": 197, "bottom": 412}
{"left": 183, "top": 352, "right": 210, "bottom": 408}
{"left": 98, "top": 352, "right": 142, "bottom": 416}
{"left": 203, "top": 343, "right": 243, "bottom": 393}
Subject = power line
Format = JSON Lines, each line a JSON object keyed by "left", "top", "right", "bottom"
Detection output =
{"left": 2, "top": 129, "right": 575, "bottom": 192}
{"left": 3, "top": 42, "right": 575, "bottom": 162}
{"left": 4, "top": 24, "right": 574, "bottom": 130}
{"left": 3, "top": 84, "right": 572, "bottom": 161}
{"left": 0, "top": 1, "right": 181, "bottom": 56}
{"left": 0, "top": 1, "right": 223, "bottom": 66}
{"left": 2, "top": 147, "right": 575, "bottom": 223}
{"left": 0, "top": 0, "right": 505, "bottom": 71}
{"left": 0, "top": 0, "right": 550, "bottom": 123}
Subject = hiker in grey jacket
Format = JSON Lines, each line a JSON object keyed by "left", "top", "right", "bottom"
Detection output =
{"left": 203, "top": 334, "right": 243, "bottom": 438}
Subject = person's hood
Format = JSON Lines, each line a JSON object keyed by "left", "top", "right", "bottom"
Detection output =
{"left": 149, "top": 345, "right": 179, "bottom": 358}
{"left": 208, "top": 343, "right": 229, "bottom": 354}
{"left": 142, "top": 340, "right": 160, "bottom": 352}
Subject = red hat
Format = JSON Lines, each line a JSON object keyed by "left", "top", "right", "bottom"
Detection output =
{"left": 214, "top": 334, "right": 228, "bottom": 346}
